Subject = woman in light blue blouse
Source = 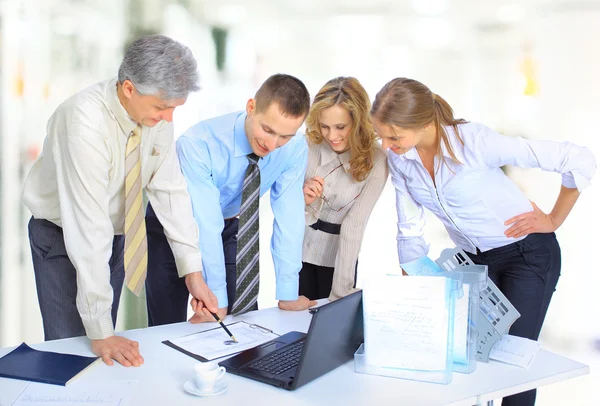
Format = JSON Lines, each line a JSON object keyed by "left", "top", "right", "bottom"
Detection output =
{"left": 371, "top": 77, "right": 596, "bottom": 406}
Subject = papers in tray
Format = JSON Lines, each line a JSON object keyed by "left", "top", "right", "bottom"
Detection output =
{"left": 363, "top": 274, "right": 452, "bottom": 371}
{"left": 452, "top": 284, "right": 470, "bottom": 364}
{"left": 163, "top": 321, "right": 279, "bottom": 361}
{"left": 490, "top": 334, "right": 540, "bottom": 369}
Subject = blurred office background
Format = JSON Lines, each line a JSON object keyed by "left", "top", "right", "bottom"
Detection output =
{"left": 0, "top": 0, "right": 598, "bottom": 403}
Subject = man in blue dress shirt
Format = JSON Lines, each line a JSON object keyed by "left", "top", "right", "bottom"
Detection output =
{"left": 145, "top": 74, "right": 317, "bottom": 324}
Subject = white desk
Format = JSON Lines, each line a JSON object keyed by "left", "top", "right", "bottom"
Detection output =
{"left": 0, "top": 305, "right": 589, "bottom": 406}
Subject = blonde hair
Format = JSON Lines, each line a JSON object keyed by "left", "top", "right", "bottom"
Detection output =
{"left": 305, "top": 77, "right": 377, "bottom": 182}
{"left": 371, "top": 77, "right": 467, "bottom": 168}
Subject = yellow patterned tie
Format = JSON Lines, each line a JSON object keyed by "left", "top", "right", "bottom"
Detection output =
{"left": 124, "top": 125, "right": 147, "bottom": 296}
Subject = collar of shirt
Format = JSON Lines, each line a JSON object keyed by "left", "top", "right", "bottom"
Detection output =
{"left": 395, "top": 125, "right": 465, "bottom": 163}
{"left": 105, "top": 77, "right": 139, "bottom": 138}
{"left": 319, "top": 142, "right": 352, "bottom": 172}
{"left": 233, "top": 113, "right": 254, "bottom": 157}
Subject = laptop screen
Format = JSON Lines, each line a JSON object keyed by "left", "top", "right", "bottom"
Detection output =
{"left": 293, "top": 290, "right": 364, "bottom": 389}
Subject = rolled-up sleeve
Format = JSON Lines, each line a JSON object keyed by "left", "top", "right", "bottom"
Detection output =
{"left": 389, "top": 154, "right": 430, "bottom": 264}
{"left": 477, "top": 125, "right": 597, "bottom": 192}
{"left": 145, "top": 122, "right": 203, "bottom": 278}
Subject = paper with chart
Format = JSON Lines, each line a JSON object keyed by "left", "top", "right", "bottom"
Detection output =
{"left": 11, "top": 380, "right": 138, "bottom": 406}
{"left": 452, "top": 284, "right": 470, "bottom": 364}
{"left": 364, "top": 274, "right": 450, "bottom": 371}
{"left": 168, "top": 322, "right": 279, "bottom": 360}
{"left": 490, "top": 334, "right": 540, "bottom": 368}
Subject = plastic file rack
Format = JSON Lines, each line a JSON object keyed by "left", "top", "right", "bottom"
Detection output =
{"left": 445, "top": 266, "right": 487, "bottom": 373}
{"left": 436, "top": 248, "right": 521, "bottom": 362}
{"left": 355, "top": 273, "right": 463, "bottom": 384}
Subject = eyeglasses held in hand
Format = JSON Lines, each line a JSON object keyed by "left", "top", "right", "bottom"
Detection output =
{"left": 320, "top": 162, "right": 360, "bottom": 212}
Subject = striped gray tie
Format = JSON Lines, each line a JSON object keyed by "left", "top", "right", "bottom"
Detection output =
{"left": 231, "top": 153, "right": 261, "bottom": 315}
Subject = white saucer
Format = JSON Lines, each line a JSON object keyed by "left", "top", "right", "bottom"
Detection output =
{"left": 184, "top": 379, "right": 228, "bottom": 397}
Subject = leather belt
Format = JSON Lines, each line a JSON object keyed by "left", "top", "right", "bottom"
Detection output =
{"left": 309, "top": 219, "right": 341, "bottom": 235}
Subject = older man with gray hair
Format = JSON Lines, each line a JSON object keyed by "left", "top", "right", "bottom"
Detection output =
{"left": 22, "top": 35, "right": 217, "bottom": 367}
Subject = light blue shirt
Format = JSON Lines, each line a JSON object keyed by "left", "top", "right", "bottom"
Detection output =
{"left": 176, "top": 112, "right": 308, "bottom": 307}
{"left": 389, "top": 121, "right": 596, "bottom": 263}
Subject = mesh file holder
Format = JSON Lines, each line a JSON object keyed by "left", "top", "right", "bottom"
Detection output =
{"left": 436, "top": 248, "right": 521, "bottom": 362}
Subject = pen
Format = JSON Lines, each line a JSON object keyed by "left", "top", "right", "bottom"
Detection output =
{"left": 210, "top": 312, "right": 238, "bottom": 343}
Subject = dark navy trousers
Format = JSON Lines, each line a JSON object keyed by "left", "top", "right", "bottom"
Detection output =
{"left": 145, "top": 204, "right": 239, "bottom": 326}
{"left": 468, "top": 232, "right": 561, "bottom": 406}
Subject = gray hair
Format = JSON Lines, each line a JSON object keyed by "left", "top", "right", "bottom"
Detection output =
{"left": 118, "top": 35, "right": 199, "bottom": 100}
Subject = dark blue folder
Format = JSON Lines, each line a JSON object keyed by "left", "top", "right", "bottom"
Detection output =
{"left": 0, "top": 342, "right": 100, "bottom": 386}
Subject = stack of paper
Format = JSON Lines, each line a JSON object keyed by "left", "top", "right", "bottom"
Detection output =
{"left": 452, "top": 284, "right": 470, "bottom": 364}
{"left": 400, "top": 257, "right": 472, "bottom": 368}
{"left": 363, "top": 274, "right": 451, "bottom": 372}
{"left": 489, "top": 334, "right": 540, "bottom": 369}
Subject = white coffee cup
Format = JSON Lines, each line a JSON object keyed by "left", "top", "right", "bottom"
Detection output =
{"left": 193, "top": 362, "right": 226, "bottom": 392}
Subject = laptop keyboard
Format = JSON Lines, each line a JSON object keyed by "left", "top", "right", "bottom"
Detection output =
{"left": 247, "top": 340, "right": 305, "bottom": 375}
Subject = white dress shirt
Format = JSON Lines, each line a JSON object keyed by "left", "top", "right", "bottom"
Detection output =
{"left": 389, "top": 121, "right": 597, "bottom": 264}
{"left": 303, "top": 142, "right": 388, "bottom": 299}
{"left": 22, "top": 78, "right": 202, "bottom": 339}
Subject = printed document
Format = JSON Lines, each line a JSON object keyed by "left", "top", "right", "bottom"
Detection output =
{"left": 11, "top": 380, "right": 138, "bottom": 406}
{"left": 364, "top": 274, "right": 451, "bottom": 371}
{"left": 166, "top": 321, "right": 279, "bottom": 361}
{"left": 490, "top": 334, "right": 540, "bottom": 368}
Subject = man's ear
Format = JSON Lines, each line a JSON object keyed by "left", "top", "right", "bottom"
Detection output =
{"left": 246, "top": 98, "right": 255, "bottom": 115}
{"left": 121, "top": 80, "right": 135, "bottom": 99}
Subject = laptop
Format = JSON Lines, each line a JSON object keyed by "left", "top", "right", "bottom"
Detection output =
{"left": 219, "top": 290, "right": 363, "bottom": 390}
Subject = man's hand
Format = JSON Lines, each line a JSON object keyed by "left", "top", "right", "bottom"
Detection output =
{"left": 278, "top": 295, "right": 318, "bottom": 311}
{"left": 91, "top": 336, "right": 144, "bottom": 367}
{"left": 189, "top": 305, "right": 227, "bottom": 324}
{"left": 185, "top": 272, "right": 219, "bottom": 319}
{"left": 303, "top": 176, "right": 325, "bottom": 205}
{"left": 504, "top": 201, "right": 558, "bottom": 238}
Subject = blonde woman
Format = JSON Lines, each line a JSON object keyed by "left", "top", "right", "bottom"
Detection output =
{"left": 301, "top": 77, "right": 388, "bottom": 300}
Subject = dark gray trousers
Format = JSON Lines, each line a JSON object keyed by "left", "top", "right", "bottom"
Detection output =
{"left": 28, "top": 217, "right": 125, "bottom": 341}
